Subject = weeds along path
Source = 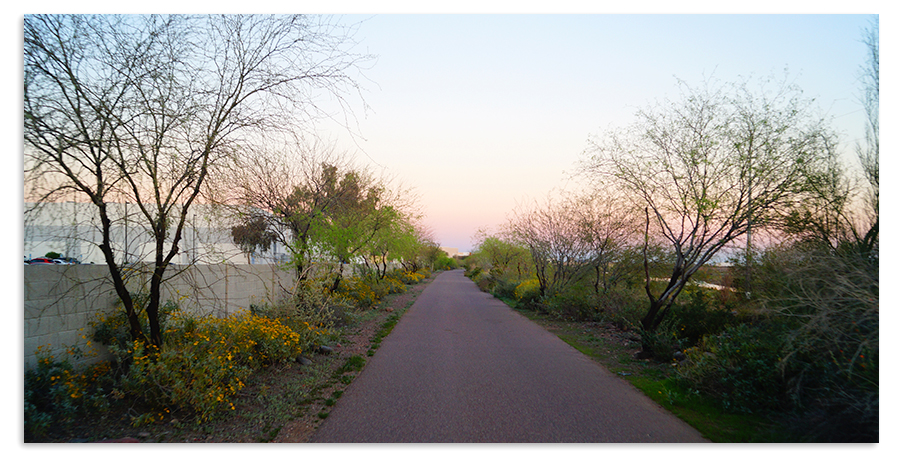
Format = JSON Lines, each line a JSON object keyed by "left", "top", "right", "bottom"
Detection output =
{"left": 309, "top": 269, "right": 708, "bottom": 443}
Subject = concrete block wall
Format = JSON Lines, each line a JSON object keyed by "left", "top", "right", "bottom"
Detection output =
{"left": 24, "top": 263, "right": 296, "bottom": 370}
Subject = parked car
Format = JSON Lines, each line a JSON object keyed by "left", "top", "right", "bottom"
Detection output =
{"left": 26, "top": 257, "right": 55, "bottom": 265}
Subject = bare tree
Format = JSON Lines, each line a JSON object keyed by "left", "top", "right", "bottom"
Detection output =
{"left": 509, "top": 195, "right": 594, "bottom": 298}
{"left": 583, "top": 76, "right": 835, "bottom": 355}
{"left": 857, "top": 17, "right": 879, "bottom": 238}
{"left": 24, "top": 15, "right": 369, "bottom": 348}
{"left": 570, "top": 193, "right": 643, "bottom": 295}
{"left": 781, "top": 18, "right": 878, "bottom": 259}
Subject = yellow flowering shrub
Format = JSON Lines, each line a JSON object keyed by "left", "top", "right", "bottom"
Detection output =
{"left": 335, "top": 276, "right": 380, "bottom": 308}
{"left": 31, "top": 288, "right": 337, "bottom": 430}
{"left": 334, "top": 272, "right": 416, "bottom": 309}
{"left": 391, "top": 268, "right": 431, "bottom": 285}
{"left": 112, "top": 309, "right": 313, "bottom": 422}
{"left": 514, "top": 278, "right": 541, "bottom": 304}
{"left": 383, "top": 275, "right": 407, "bottom": 294}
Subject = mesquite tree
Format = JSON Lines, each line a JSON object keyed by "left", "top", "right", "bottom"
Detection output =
{"left": 570, "top": 193, "right": 643, "bottom": 295}
{"left": 583, "top": 76, "right": 836, "bottom": 355}
{"left": 509, "top": 196, "right": 595, "bottom": 298}
{"left": 24, "top": 14, "right": 367, "bottom": 348}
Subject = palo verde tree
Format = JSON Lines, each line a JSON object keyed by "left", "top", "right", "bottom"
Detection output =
{"left": 470, "top": 228, "right": 533, "bottom": 280}
{"left": 229, "top": 141, "right": 419, "bottom": 286}
{"left": 24, "top": 14, "right": 368, "bottom": 348}
{"left": 583, "top": 76, "right": 836, "bottom": 355}
{"left": 309, "top": 169, "right": 406, "bottom": 292}
{"left": 394, "top": 223, "right": 443, "bottom": 273}
{"left": 364, "top": 211, "right": 423, "bottom": 278}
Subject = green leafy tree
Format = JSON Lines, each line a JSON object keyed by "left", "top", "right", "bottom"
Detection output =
{"left": 470, "top": 230, "right": 533, "bottom": 281}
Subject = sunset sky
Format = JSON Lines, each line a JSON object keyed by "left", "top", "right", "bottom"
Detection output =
{"left": 311, "top": 12, "right": 876, "bottom": 252}
{"left": 9, "top": 5, "right": 882, "bottom": 255}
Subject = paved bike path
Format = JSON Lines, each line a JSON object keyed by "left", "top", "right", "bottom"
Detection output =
{"left": 310, "top": 269, "right": 707, "bottom": 443}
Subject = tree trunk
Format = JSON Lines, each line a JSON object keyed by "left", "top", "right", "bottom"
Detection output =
{"left": 330, "top": 262, "right": 344, "bottom": 292}
{"left": 147, "top": 268, "right": 164, "bottom": 347}
{"left": 97, "top": 202, "right": 148, "bottom": 345}
{"left": 636, "top": 298, "right": 667, "bottom": 359}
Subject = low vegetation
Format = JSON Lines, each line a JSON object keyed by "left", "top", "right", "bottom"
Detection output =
{"left": 24, "top": 267, "right": 434, "bottom": 442}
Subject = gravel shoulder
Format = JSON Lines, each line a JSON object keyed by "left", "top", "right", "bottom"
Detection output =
{"left": 271, "top": 281, "right": 429, "bottom": 443}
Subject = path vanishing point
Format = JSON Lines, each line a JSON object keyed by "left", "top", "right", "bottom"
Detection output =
{"left": 310, "top": 269, "right": 708, "bottom": 443}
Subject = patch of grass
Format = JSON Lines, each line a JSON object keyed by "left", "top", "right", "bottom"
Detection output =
{"left": 368, "top": 313, "right": 400, "bottom": 356}
{"left": 367, "top": 296, "right": 417, "bottom": 356}
{"left": 256, "top": 423, "right": 282, "bottom": 443}
{"left": 557, "top": 333, "right": 600, "bottom": 359}
{"left": 626, "top": 376, "right": 776, "bottom": 442}
{"left": 336, "top": 355, "right": 366, "bottom": 375}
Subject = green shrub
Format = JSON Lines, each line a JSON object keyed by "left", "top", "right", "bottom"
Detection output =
{"left": 667, "top": 286, "right": 738, "bottom": 346}
{"left": 491, "top": 277, "right": 519, "bottom": 301}
{"left": 90, "top": 292, "right": 180, "bottom": 351}
{"left": 474, "top": 272, "right": 496, "bottom": 293}
{"left": 750, "top": 245, "right": 879, "bottom": 441}
{"left": 595, "top": 289, "right": 646, "bottom": 330}
{"left": 639, "top": 317, "right": 689, "bottom": 362}
{"left": 265, "top": 280, "right": 347, "bottom": 330}
{"left": 676, "top": 322, "right": 787, "bottom": 413}
{"left": 25, "top": 345, "right": 113, "bottom": 440}
{"left": 546, "top": 289, "right": 601, "bottom": 321}
{"left": 434, "top": 255, "right": 458, "bottom": 271}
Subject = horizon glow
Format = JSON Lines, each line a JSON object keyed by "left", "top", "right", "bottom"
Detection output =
{"left": 314, "top": 14, "right": 874, "bottom": 253}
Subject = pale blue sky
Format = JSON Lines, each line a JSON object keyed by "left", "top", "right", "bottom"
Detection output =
{"left": 316, "top": 13, "right": 877, "bottom": 252}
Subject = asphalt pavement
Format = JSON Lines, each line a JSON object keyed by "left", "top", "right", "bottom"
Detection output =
{"left": 310, "top": 269, "right": 708, "bottom": 443}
